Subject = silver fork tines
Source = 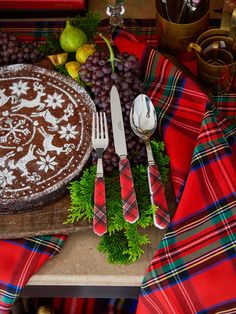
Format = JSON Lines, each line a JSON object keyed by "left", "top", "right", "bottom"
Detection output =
{"left": 92, "top": 112, "right": 109, "bottom": 176}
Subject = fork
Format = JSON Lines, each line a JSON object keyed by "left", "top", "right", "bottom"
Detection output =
{"left": 92, "top": 111, "right": 109, "bottom": 236}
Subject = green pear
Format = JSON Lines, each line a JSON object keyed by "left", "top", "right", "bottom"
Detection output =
{"left": 59, "top": 20, "right": 88, "bottom": 53}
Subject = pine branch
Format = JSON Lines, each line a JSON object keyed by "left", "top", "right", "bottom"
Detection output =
{"left": 70, "top": 12, "right": 101, "bottom": 41}
{"left": 66, "top": 167, "right": 96, "bottom": 223}
{"left": 66, "top": 140, "right": 170, "bottom": 264}
{"left": 38, "top": 33, "right": 62, "bottom": 55}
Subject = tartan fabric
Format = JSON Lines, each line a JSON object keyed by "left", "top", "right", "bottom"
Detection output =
{"left": 40, "top": 297, "right": 137, "bottom": 313}
{"left": 211, "top": 94, "right": 236, "bottom": 121}
{"left": 93, "top": 176, "right": 107, "bottom": 236}
{"left": 0, "top": 20, "right": 65, "bottom": 41}
{"left": 0, "top": 235, "right": 67, "bottom": 313}
{"left": 119, "top": 157, "right": 139, "bottom": 223}
{"left": 0, "top": 19, "right": 158, "bottom": 44}
{"left": 113, "top": 29, "right": 236, "bottom": 313}
{"left": 148, "top": 164, "right": 170, "bottom": 229}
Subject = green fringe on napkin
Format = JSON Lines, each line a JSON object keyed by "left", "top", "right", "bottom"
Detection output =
{"left": 66, "top": 140, "right": 170, "bottom": 264}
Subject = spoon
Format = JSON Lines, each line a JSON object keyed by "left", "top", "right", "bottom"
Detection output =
{"left": 130, "top": 94, "right": 170, "bottom": 229}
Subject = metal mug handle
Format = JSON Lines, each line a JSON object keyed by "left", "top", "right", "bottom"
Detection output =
{"left": 188, "top": 41, "right": 223, "bottom": 55}
{"left": 187, "top": 42, "right": 202, "bottom": 54}
{"left": 229, "top": 7, "right": 236, "bottom": 37}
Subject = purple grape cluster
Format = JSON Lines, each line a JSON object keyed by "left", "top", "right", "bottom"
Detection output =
{"left": 0, "top": 31, "right": 45, "bottom": 66}
{"left": 79, "top": 50, "right": 147, "bottom": 173}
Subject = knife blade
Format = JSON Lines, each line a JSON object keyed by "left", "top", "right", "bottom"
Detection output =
{"left": 110, "top": 85, "right": 139, "bottom": 223}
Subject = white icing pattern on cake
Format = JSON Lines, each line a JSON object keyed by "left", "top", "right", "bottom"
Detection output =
{"left": 0, "top": 64, "right": 95, "bottom": 213}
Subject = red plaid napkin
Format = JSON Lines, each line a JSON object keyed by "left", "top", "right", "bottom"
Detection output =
{"left": 113, "top": 29, "right": 236, "bottom": 313}
{"left": 0, "top": 235, "right": 67, "bottom": 313}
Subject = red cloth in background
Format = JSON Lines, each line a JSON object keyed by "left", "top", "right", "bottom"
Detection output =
{"left": 113, "top": 29, "right": 236, "bottom": 314}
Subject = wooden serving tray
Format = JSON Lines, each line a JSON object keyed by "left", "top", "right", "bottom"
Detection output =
{"left": 0, "top": 193, "right": 91, "bottom": 239}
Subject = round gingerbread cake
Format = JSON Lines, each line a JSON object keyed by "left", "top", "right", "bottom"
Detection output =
{"left": 0, "top": 64, "right": 95, "bottom": 214}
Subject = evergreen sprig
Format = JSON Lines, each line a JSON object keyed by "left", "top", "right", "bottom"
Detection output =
{"left": 70, "top": 12, "right": 101, "bottom": 41}
{"left": 66, "top": 140, "right": 169, "bottom": 264}
{"left": 38, "top": 33, "right": 62, "bottom": 55}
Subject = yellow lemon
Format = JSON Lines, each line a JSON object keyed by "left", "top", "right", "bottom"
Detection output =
{"left": 47, "top": 52, "right": 68, "bottom": 66}
{"left": 65, "top": 61, "right": 81, "bottom": 80}
{"left": 76, "top": 44, "right": 96, "bottom": 64}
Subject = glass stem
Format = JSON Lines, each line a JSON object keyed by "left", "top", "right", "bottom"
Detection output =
{"left": 106, "top": 2, "right": 125, "bottom": 28}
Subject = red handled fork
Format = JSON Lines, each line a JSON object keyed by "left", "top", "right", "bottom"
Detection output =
{"left": 92, "top": 112, "right": 109, "bottom": 236}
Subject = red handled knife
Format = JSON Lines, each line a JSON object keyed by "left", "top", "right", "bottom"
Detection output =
{"left": 110, "top": 85, "right": 139, "bottom": 223}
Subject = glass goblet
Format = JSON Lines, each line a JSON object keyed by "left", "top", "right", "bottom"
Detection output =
{"left": 105, "top": 0, "right": 126, "bottom": 28}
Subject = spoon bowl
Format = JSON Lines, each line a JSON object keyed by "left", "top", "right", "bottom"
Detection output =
{"left": 130, "top": 94, "right": 157, "bottom": 143}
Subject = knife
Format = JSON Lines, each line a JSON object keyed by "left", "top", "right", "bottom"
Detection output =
{"left": 110, "top": 85, "right": 139, "bottom": 223}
